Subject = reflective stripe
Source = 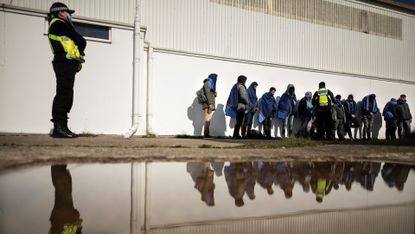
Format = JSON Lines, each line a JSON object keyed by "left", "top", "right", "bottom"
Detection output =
{"left": 48, "top": 18, "right": 84, "bottom": 62}
{"left": 317, "top": 88, "right": 329, "bottom": 106}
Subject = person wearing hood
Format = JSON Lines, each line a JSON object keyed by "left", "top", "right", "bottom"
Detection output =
{"left": 333, "top": 95, "right": 346, "bottom": 140}
{"left": 344, "top": 94, "right": 360, "bottom": 140}
{"left": 396, "top": 94, "right": 412, "bottom": 139}
{"left": 277, "top": 84, "right": 297, "bottom": 138}
{"left": 258, "top": 87, "right": 278, "bottom": 139}
{"left": 382, "top": 98, "right": 398, "bottom": 140}
{"left": 47, "top": 2, "right": 86, "bottom": 138}
{"left": 242, "top": 82, "right": 258, "bottom": 138}
{"left": 225, "top": 75, "right": 249, "bottom": 139}
{"left": 297, "top": 91, "right": 314, "bottom": 137}
{"left": 361, "top": 94, "right": 378, "bottom": 140}
{"left": 202, "top": 73, "right": 218, "bottom": 137}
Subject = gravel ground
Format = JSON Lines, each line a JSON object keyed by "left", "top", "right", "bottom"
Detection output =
{"left": 0, "top": 133, "right": 414, "bottom": 170}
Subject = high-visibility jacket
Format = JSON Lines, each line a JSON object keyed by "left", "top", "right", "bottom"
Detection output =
{"left": 48, "top": 18, "right": 84, "bottom": 62}
{"left": 315, "top": 88, "right": 332, "bottom": 107}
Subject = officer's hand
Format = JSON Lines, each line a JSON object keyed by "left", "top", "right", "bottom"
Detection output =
{"left": 76, "top": 63, "right": 82, "bottom": 72}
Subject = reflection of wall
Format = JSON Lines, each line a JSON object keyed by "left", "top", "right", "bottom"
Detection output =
{"left": 147, "top": 204, "right": 415, "bottom": 234}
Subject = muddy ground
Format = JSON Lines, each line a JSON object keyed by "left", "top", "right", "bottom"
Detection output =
{"left": 0, "top": 134, "right": 414, "bottom": 170}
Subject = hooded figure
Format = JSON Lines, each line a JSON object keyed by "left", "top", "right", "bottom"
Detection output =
{"left": 297, "top": 91, "right": 314, "bottom": 137}
{"left": 361, "top": 94, "right": 378, "bottom": 140}
{"left": 242, "top": 82, "right": 259, "bottom": 138}
{"left": 258, "top": 88, "right": 277, "bottom": 138}
{"left": 277, "top": 84, "right": 297, "bottom": 137}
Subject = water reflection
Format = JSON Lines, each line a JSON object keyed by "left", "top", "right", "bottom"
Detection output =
{"left": 50, "top": 165, "right": 82, "bottom": 234}
{"left": 188, "top": 161, "right": 414, "bottom": 206}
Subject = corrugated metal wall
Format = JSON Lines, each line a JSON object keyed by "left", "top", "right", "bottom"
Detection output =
{"left": 142, "top": 0, "right": 415, "bottom": 83}
{"left": 0, "top": 0, "right": 136, "bottom": 24}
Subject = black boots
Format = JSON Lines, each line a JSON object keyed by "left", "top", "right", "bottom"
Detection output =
{"left": 52, "top": 122, "right": 78, "bottom": 138}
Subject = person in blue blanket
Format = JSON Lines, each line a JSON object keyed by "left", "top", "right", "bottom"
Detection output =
{"left": 258, "top": 87, "right": 277, "bottom": 139}
{"left": 242, "top": 82, "right": 258, "bottom": 138}
{"left": 361, "top": 94, "right": 378, "bottom": 140}
{"left": 344, "top": 94, "right": 360, "bottom": 140}
{"left": 382, "top": 98, "right": 398, "bottom": 140}
{"left": 277, "top": 84, "right": 297, "bottom": 138}
{"left": 226, "top": 75, "right": 249, "bottom": 139}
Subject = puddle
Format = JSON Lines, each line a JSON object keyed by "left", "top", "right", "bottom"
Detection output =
{"left": 0, "top": 161, "right": 414, "bottom": 234}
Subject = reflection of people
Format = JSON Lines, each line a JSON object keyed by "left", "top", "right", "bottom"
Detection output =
{"left": 381, "top": 163, "right": 412, "bottom": 191}
{"left": 50, "top": 165, "right": 82, "bottom": 234}
{"left": 357, "top": 162, "right": 381, "bottom": 191}
{"left": 225, "top": 163, "right": 246, "bottom": 207}
{"left": 274, "top": 162, "right": 295, "bottom": 198}
{"left": 48, "top": 2, "right": 86, "bottom": 138}
{"left": 254, "top": 161, "right": 275, "bottom": 195}
{"left": 186, "top": 162, "right": 215, "bottom": 206}
{"left": 310, "top": 162, "right": 337, "bottom": 203}
{"left": 244, "top": 162, "right": 257, "bottom": 200}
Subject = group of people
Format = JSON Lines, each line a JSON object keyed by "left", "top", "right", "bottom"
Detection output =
{"left": 199, "top": 74, "right": 412, "bottom": 140}
{"left": 187, "top": 160, "right": 413, "bottom": 206}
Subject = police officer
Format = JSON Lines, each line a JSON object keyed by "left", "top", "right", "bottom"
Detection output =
{"left": 48, "top": 2, "right": 86, "bottom": 138}
{"left": 312, "top": 82, "right": 335, "bottom": 140}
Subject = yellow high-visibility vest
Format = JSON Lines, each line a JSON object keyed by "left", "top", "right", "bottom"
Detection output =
{"left": 316, "top": 88, "right": 332, "bottom": 106}
{"left": 48, "top": 18, "right": 84, "bottom": 62}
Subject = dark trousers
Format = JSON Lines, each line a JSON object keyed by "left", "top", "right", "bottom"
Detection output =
{"left": 242, "top": 111, "right": 255, "bottom": 137}
{"left": 233, "top": 110, "right": 245, "bottom": 138}
{"left": 315, "top": 107, "right": 333, "bottom": 140}
{"left": 385, "top": 119, "right": 397, "bottom": 140}
{"left": 263, "top": 117, "right": 272, "bottom": 139}
{"left": 52, "top": 61, "right": 78, "bottom": 124}
{"left": 345, "top": 116, "right": 360, "bottom": 139}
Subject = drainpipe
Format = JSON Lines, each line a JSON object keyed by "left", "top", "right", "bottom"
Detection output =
{"left": 146, "top": 43, "right": 154, "bottom": 134}
{"left": 124, "top": 0, "right": 144, "bottom": 138}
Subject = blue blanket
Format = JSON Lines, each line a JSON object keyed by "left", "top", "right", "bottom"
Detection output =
{"left": 258, "top": 92, "right": 276, "bottom": 123}
{"left": 247, "top": 82, "right": 258, "bottom": 111}
{"left": 207, "top": 73, "right": 217, "bottom": 93}
{"left": 225, "top": 84, "right": 239, "bottom": 118}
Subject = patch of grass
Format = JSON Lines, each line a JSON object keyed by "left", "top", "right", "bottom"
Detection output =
{"left": 234, "top": 137, "right": 321, "bottom": 149}
{"left": 77, "top": 132, "right": 98, "bottom": 137}
{"left": 198, "top": 144, "right": 221, "bottom": 149}
{"left": 169, "top": 144, "right": 190, "bottom": 148}
{"left": 142, "top": 133, "right": 157, "bottom": 138}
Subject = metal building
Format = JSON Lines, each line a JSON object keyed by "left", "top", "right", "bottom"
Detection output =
{"left": 0, "top": 0, "right": 414, "bottom": 137}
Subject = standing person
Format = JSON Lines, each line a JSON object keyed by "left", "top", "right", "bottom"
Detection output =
{"left": 333, "top": 95, "right": 346, "bottom": 140}
{"left": 258, "top": 87, "right": 278, "bottom": 139}
{"left": 297, "top": 91, "right": 314, "bottom": 137}
{"left": 226, "top": 75, "right": 249, "bottom": 139}
{"left": 277, "top": 84, "right": 297, "bottom": 138}
{"left": 396, "top": 94, "right": 412, "bottom": 139}
{"left": 201, "top": 73, "right": 218, "bottom": 138}
{"left": 361, "top": 94, "right": 378, "bottom": 140}
{"left": 312, "top": 82, "right": 335, "bottom": 140}
{"left": 382, "top": 98, "right": 398, "bottom": 140}
{"left": 344, "top": 94, "right": 360, "bottom": 140}
{"left": 48, "top": 2, "right": 86, "bottom": 138}
{"left": 243, "top": 82, "right": 258, "bottom": 138}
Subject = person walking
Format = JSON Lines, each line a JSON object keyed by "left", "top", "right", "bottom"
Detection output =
{"left": 243, "top": 82, "right": 258, "bottom": 138}
{"left": 344, "top": 94, "right": 360, "bottom": 140}
{"left": 396, "top": 94, "right": 412, "bottom": 139}
{"left": 201, "top": 73, "right": 218, "bottom": 137}
{"left": 277, "top": 84, "right": 297, "bottom": 138}
{"left": 48, "top": 2, "right": 86, "bottom": 138}
{"left": 361, "top": 94, "right": 378, "bottom": 140}
{"left": 312, "top": 82, "right": 335, "bottom": 140}
{"left": 382, "top": 98, "right": 398, "bottom": 140}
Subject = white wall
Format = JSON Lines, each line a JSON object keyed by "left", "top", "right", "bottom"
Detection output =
{"left": 151, "top": 52, "right": 415, "bottom": 138}
{"left": 0, "top": 12, "right": 133, "bottom": 134}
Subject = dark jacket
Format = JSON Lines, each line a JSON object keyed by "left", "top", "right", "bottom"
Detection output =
{"left": 278, "top": 84, "right": 297, "bottom": 115}
{"left": 333, "top": 100, "right": 345, "bottom": 120}
{"left": 396, "top": 100, "right": 412, "bottom": 121}
{"left": 298, "top": 96, "right": 313, "bottom": 118}
{"left": 344, "top": 100, "right": 357, "bottom": 118}
{"left": 382, "top": 99, "right": 397, "bottom": 120}
{"left": 48, "top": 18, "right": 86, "bottom": 63}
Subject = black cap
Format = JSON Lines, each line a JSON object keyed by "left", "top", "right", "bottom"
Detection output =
{"left": 49, "top": 2, "right": 75, "bottom": 14}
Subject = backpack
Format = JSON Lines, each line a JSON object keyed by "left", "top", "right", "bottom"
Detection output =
{"left": 196, "top": 87, "right": 207, "bottom": 104}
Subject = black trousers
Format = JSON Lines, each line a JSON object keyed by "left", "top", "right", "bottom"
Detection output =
{"left": 52, "top": 61, "right": 78, "bottom": 124}
{"left": 385, "top": 119, "right": 397, "bottom": 140}
{"left": 233, "top": 110, "right": 245, "bottom": 138}
{"left": 315, "top": 107, "right": 333, "bottom": 140}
